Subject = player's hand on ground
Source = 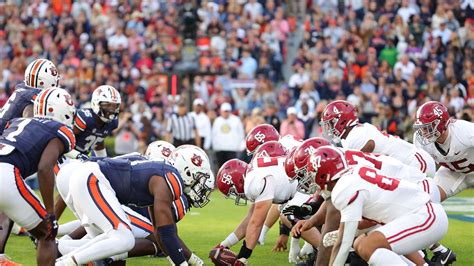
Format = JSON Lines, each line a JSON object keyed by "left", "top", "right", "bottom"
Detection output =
{"left": 271, "top": 234, "right": 288, "bottom": 252}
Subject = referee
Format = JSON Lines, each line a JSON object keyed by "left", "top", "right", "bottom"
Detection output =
{"left": 166, "top": 100, "right": 201, "bottom": 147}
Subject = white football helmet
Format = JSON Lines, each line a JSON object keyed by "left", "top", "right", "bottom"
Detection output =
{"left": 169, "top": 145, "right": 214, "bottom": 208}
{"left": 91, "top": 85, "right": 121, "bottom": 122}
{"left": 34, "top": 88, "right": 76, "bottom": 127}
{"left": 24, "top": 59, "right": 60, "bottom": 89}
{"left": 146, "top": 140, "right": 176, "bottom": 161}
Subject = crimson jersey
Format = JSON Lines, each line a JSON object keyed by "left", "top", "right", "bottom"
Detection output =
{"left": 0, "top": 118, "right": 75, "bottom": 177}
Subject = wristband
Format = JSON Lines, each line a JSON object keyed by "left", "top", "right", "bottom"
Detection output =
{"left": 279, "top": 222, "right": 290, "bottom": 236}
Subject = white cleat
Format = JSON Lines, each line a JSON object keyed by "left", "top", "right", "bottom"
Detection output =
{"left": 299, "top": 241, "right": 314, "bottom": 258}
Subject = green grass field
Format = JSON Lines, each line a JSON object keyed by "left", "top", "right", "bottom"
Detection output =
{"left": 5, "top": 190, "right": 474, "bottom": 265}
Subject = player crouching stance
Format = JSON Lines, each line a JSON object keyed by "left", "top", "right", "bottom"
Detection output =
{"left": 0, "top": 88, "right": 76, "bottom": 266}
{"left": 309, "top": 146, "right": 448, "bottom": 265}
{"left": 56, "top": 145, "right": 213, "bottom": 265}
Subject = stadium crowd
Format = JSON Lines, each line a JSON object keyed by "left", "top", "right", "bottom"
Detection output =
{"left": 0, "top": 0, "right": 473, "bottom": 158}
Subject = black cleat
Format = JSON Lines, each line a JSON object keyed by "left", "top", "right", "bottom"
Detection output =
{"left": 431, "top": 248, "right": 457, "bottom": 265}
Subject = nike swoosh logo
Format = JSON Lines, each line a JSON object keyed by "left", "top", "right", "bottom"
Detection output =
{"left": 441, "top": 250, "right": 452, "bottom": 264}
{"left": 454, "top": 151, "right": 460, "bottom": 155}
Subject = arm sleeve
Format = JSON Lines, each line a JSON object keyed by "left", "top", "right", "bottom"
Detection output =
{"left": 333, "top": 221, "right": 359, "bottom": 266}
{"left": 74, "top": 112, "right": 87, "bottom": 132}
{"left": 253, "top": 176, "right": 276, "bottom": 203}
{"left": 339, "top": 190, "right": 367, "bottom": 222}
{"left": 157, "top": 224, "right": 187, "bottom": 265}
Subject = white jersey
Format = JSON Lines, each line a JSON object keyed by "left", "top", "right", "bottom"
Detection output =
{"left": 332, "top": 165, "right": 430, "bottom": 224}
{"left": 342, "top": 123, "right": 418, "bottom": 166}
{"left": 279, "top": 134, "right": 302, "bottom": 152}
{"left": 415, "top": 120, "right": 474, "bottom": 174}
{"left": 342, "top": 148, "right": 425, "bottom": 183}
{"left": 245, "top": 156, "right": 297, "bottom": 204}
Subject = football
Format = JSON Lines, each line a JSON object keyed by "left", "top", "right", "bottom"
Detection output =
{"left": 209, "top": 247, "right": 237, "bottom": 266}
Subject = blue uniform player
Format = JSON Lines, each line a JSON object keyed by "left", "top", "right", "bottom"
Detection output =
{"left": 56, "top": 145, "right": 214, "bottom": 266}
{"left": 0, "top": 59, "right": 60, "bottom": 265}
{"left": 0, "top": 88, "right": 75, "bottom": 266}
{"left": 65, "top": 85, "right": 121, "bottom": 160}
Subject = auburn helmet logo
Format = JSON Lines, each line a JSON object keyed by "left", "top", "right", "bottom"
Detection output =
{"left": 50, "top": 67, "right": 58, "bottom": 77}
{"left": 191, "top": 154, "right": 203, "bottom": 167}
{"left": 161, "top": 147, "right": 172, "bottom": 157}
{"left": 63, "top": 94, "right": 74, "bottom": 106}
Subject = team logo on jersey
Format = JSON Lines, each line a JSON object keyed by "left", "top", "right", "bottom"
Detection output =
{"left": 191, "top": 154, "right": 203, "bottom": 167}
{"left": 161, "top": 147, "right": 172, "bottom": 157}
{"left": 221, "top": 173, "right": 233, "bottom": 185}
{"left": 254, "top": 131, "right": 266, "bottom": 143}
{"left": 433, "top": 106, "right": 443, "bottom": 117}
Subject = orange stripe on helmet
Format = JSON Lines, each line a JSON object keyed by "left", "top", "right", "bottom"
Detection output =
{"left": 29, "top": 59, "right": 44, "bottom": 88}
{"left": 166, "top": 172, "right": 181, "bottom": 200}
{"left": 54, "top": 164, "right": 60, "bottom": 175}
{"left": 88, "top": 174, "right": 130, "bottom": 230}
{"left": 14, "top": 167, "right": 47, "bottom": 218}
{"left": 59, "top": 126, "right": 76, "bottom": 150}
{"left": 128, "top": 214, "right": 153, "bottom": 233}
{"left": 37, "top": 88, "right": 52, "bottom": 117}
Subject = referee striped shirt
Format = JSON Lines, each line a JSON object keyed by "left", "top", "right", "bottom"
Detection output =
{"left": 167, "top": 113, "right": 196, "bottom": 141}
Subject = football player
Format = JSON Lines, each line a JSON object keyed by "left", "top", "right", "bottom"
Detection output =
{"left": 0, "top": 59, "right": 60, "bottom": 262}
{"left": 320, "top": 100, "right": 436, "bottom": 176}
{"left": 0, "top": 88, "right": 75, "bottom": 266}
{"left": 215, "top": 146, "right": 321, "bottom": 265}
{"left": 413, "top": 101, "right": 474, "bottom": 263}
{"left": 245, "top": 124, "right": 280, "bottom": 155}
{"left": 308, "top": 146, "right": 448, "bottom": 266}
{"left": 56, "top": 145, "right": 213, "bottom": 265}
{"left": 54, "top": 85, "right": 121, "bottom": 221}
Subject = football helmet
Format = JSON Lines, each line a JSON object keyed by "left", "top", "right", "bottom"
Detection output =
{"left": 169, "top": 145, "right": 214, "bottom": 208}
{"left": 307, "top": 146, "right": 348, "bottom": 191}
{"left": 91, "top": 85, "right": 121, "bottom": 122}
{"left": 284, "top": 148, "right": 298, "bottom": 181}
{"left": 145, "top": 140, "right": 176, "bottom": 161}
{"left": 320, "top": 100, "right": 358, "bottom": 141}
{"left": 216, "top": 159, "right": 248, "bottom": 206}
{"left": 245, "top": 124, "right": 280, "bottom": 155}
{"left": 253, "top": 140, "right": 286, "bottom": 158}
{"left": 293, "top": 137, "right": 331, "bottom": 192}
{"left": 24, "top": 59, "right": 60, "bottom": 89}
{"left": 414, "top": 101, "right": 450, "bottom": 145}
{"left": 279, "top": 134, "right": 303, "bottom": 152}
{"left": 34, "top": 87, "right": 76, "bottom": 127}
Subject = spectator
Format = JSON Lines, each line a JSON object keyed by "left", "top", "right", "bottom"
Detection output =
{"left": 289, "top": 64, "right": 310, "bottom": 99}
{"left": 393, "top": 54, "right": 416, "bottom": 81}
{"left": 280, "top": 107, "right": 305, "bottom": 140}
{"left": 190, "top": 98, "right": 212, "bottom": 150}
{"left": 238, "top": 50, "right": 258, "bottom": 79}
{"left": 166, "top": 101, "right": 201, "bottom": 147}
{"left": 211, "top": 103, "right": 245, "bottom": 168}
{"left": 243, "top": 0, "right": 263, "bottom": 21}
{"left": 432, "top": 21, "right": 453, "bottom": 45}
{"left": 297, "top": 102, "right": 316, "bottom": 139}
{"left": 263, "top": 102, "right": 281, "bottom": 131}
{"left": 397, "top": 0, "right": 418, "bottom": 23}
{"left": 114, "top": 112, "right": 140, "bottom": 155}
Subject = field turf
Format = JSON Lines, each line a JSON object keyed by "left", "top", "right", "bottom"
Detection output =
{"left": 5, "top": 190, "right": 474, "bottom": 265}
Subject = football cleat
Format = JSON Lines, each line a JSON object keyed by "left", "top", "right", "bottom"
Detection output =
{"left": 431, "top": 248, "right": 457, "bottom": 265}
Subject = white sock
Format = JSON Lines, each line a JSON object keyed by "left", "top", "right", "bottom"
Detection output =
{"left": 221, "top": 232, "right": 239, "bottom": 248}
{"left": 289, "top": 237, "right": 301, "bottom": 263}
{"left": 258, "top": 225, "right": 270, "bottom": 245}
{"left": 300, "top": 241, "right": 314, "bottom": 256}
{"left": 430, "top": 244, "right": 448, "bottom": 253}
{"left": 368, "top": 248, "right": 406, "bottom": 266}
{"left": 58, "top": 220, "right": 82, "bottom": 236}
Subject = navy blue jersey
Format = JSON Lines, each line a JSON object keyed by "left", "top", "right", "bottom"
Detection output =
{"left": 73, "top": 108, "right": 118, "bottom": 154}
{"left": 0, "top": 83, "right": 41, "bottom": 134}
{"left": 97, "top": 158, "right": 189, "bottom": 221}
{"left": 0, "top": 118, "right": 75, "bottom": 177}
